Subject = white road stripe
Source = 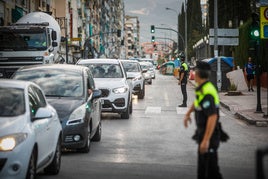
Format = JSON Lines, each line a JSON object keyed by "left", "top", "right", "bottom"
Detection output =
{"left": 145, "top": 107, "right": 161, "bottom": 114}
{"left": 176, "top": 107, "right": 226, "bottom": 116}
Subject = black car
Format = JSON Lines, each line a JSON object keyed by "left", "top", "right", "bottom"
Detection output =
{"left": 12, "top": 64, "right": 102, "bottom": 153}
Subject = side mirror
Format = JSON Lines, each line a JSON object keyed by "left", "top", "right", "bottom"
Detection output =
{"left": 33, "top": 107, "right": 52, "bottom": 120}
{"left": 52, "top": 42, "right": 58, "bottom": 47}
{"left": 52, "top": 30, "right": 57, "bottom": 41}
{"left": 92, "top": 89, "right": 102, "bottom": 99}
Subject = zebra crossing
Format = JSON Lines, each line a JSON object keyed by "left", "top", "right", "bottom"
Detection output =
{"left": 144, "top": 106, "right": 226, "bottom": 116}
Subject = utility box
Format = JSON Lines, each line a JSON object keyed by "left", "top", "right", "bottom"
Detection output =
{"left": 203, "top": 57, "right": 234, "bottom": 91}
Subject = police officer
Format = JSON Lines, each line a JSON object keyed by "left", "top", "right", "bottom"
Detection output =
{"left": 178, "top": 55, "right": 188, "bottom": 107}
{"left": 183, "top": 61, "right": 223, "bottom": 179}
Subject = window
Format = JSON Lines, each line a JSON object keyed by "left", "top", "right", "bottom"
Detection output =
{"left": 28, "top": 85, "right": 46, "bottom": 117}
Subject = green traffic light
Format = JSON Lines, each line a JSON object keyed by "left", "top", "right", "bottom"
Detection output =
{"left": 250, "top": 27, "right": 260, "bottom": 40}
{"left": 151, "top": 25, "right": 155, "bottom": 33}
{"left": 151, "top": 36, "right": 155, "bottom": 42}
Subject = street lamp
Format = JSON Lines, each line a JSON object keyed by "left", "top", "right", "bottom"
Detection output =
{"left": 165, "top": 7, "right": 180, "bottom": 54}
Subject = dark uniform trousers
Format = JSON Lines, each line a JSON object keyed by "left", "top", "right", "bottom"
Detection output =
{"left": 197, "top": 149, "right": 223, "bottom": 179}
{"left": 181, "top": 82, "right": 187, "bottom": 105}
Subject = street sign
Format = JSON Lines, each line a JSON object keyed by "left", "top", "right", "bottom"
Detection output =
{"left": 209, "top": 37, "right": 239, "bottom": 46}
{"left": 209, "top": 28, "right": 239, "bottom": 37}
{"left": 260, "top": 6, "right": 268, "bottom": 39}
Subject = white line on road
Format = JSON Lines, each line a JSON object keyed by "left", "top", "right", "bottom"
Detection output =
{"left": 145, "top": 107, "right": 161, "bottom": 114}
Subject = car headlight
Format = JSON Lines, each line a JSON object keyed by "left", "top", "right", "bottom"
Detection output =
{"left": 113, "top": 86, "right": 128, "bottom": 94}
{"left": 67, "top": 104, "right": 86, "bottom": 126}
{"left": 133, "top": 75, "right": 142, "bottom": 81}
{"left": 0, "top": 133, "right": 27, "bottom": 151}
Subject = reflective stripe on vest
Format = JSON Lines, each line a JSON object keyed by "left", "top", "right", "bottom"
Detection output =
{"left": 194, "top": 82, "right": 219, "bottom": 109}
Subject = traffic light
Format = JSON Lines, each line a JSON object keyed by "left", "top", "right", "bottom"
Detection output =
{"left": 151, "top": 25, "right": 155, "bottom": 33}
{"left": 249, "top": 13, "right": 260, "bottom": 41}
{"left": 151, "top": 36, "right": 155, "bottom": 42}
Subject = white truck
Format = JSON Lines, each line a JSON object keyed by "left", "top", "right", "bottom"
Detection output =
{"left": 0, "top": 12, "right": 61, "bottom": 78}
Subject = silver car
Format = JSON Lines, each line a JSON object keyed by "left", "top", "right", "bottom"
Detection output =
{"left": 120, "top": 59, "right": 146, "bottom": 99}
{"left": 0, "top": 79, "right": 62, "bottom": 179}
{"left": 76, "top": 59, "right": 133, "bottom": 119}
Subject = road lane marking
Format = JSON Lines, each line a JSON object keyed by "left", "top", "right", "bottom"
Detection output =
{"left": 176, "top": 107, "right": 226, "bottom": 116}
{"left": 145, "top": 107, "right": 161, "bottom": 114}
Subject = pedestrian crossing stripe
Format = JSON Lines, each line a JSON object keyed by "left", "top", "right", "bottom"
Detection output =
{"left": 145, "top": 107, "right": 161, "bottom": 114}
{"left": 143, "top": 106, "right": 225, "bottom": 116}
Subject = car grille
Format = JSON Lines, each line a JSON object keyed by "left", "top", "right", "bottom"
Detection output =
{"left": 0, "top": 68, "right": 18, "bottom": 78}
{"left": 100, "top": 88, "right": 110, "bottom": 97}
{"left": 0, "top": 158, "right": 7, "bottom": 172}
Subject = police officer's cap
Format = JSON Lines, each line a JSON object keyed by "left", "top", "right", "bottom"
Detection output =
{"left": 195, "top": 61, "right": 211, "bottom": 71}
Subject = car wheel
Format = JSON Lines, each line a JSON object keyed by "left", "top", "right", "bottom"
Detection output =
{"left": 121, "top": 104, "right": 130, "bottom": 119}
{"left": 77, "top": 124, "right": 91, "bottom": 153}
{"left": 92, "top": 121, "right": 101, "bottom": 142}
{"left": 44, "top": 137, "right": 61, "bottom": 174}
{"left": 26, "top": 149, "right": 36, "bottom": 179}
{"left": 129, "top": 98, "right": 133, "bottom": 114}
{"left": 149, "top": 80, "right": 152, "bottom": 85}
{"left": 138, "top": 84, "right": 145, "bottom": 99}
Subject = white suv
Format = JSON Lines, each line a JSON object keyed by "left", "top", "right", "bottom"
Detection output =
{"left": 0, "top": 79, "right": 62, "bottom": 179}
{"left": 120, "top": 59, "right": 146, "bottom": 99}
{"left": 76, "top": 59, "right": 132, "bottom": 119}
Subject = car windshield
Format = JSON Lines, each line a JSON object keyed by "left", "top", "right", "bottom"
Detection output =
{"left": 0, "top": 87, "right": 25, "bottom": 117}
{"left": 0, "top": 29, "right": 48, "bottom": 51}
{"left": 82, "top": 63, "right": 123, "bottom": 78}
{"left": 121, "top": 62, "right": 140, "bottom": 72}
{"left": 14, "top": 69, "right": 84, "bottom": 97}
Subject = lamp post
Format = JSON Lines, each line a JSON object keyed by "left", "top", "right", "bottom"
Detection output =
{"left": 184, "top": 0, "right": 188, "bottom": 62}
{"left": 165, "top": 7, "right": 180, "bottom": 55}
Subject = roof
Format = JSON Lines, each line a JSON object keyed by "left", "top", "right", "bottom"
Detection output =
{"left": 17, "top": 64, "right": 88, "bottom": 73}
{"left": 77, "top": 58, "right": 120, "bottom": 65}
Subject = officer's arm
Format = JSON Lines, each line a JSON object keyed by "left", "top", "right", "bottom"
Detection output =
{"left": 200, "top": 113, "right": 218, "bottom": 154}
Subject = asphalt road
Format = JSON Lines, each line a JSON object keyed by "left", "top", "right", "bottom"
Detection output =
{"left": 38, "top": 71, "right": 268, "bottom": 179}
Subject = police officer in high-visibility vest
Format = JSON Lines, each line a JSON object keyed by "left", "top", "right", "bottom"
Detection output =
{"left": 178, "top": 55, "right": 188, "bottom": 107}
{"left": 183, "top": 61, "right": 223, "bottom": 179}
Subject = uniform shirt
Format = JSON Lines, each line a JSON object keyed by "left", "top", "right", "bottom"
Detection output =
{"left": 195, "top": 81, "right": 220, "bottom": 148}
{"left": 179, "top": 62, "right": 188, "bottom": 83}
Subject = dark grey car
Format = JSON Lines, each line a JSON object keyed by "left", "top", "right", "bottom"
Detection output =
{"left": 12, "top": 64, "right": 102, "bottom": 153}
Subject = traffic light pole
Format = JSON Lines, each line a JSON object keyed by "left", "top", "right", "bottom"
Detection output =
{"left": 153, "top": 26, "right": 184, "bottom": 55}
{"left": 255, "top": 40, "right": 263, "bottom": 113}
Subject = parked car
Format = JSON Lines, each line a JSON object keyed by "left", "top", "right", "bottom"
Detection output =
{"left": 76, "top": 59, "right": 132, "bottom": 119}
{"left": 0, "top": 79, "right": 62, "bottom": 179}
{"left": 139, "top": 62, "right": 153, "bottom": 85}
{"left": 12, "top": 64, "right": 102, "bottom": 153}
{"left": 120, "top": 59, "right": 146, "bottom": 99}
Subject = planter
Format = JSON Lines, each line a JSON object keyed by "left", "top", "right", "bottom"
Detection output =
{"left": 226, "top": 91, "right": 242, "bottom": 96}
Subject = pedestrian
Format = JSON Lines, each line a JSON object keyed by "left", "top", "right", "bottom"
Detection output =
{"left": 183, "top": 61, "right": 223, "bottom": 179}
{"left": 178, "top": 55, "right": 188, "bottom": 107}
{"left": 244, "top": 57, "right": 255, "bottom": 92}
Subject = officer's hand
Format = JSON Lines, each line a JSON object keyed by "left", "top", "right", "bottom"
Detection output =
{"left": 183, "top": 114, "right": 191, "bottom": 128}
{"left": 199, "top": 140, "right": 209, "bottom": 154}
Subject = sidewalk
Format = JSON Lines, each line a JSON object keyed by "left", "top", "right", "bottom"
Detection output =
{"left": 189, "top": 80, "right": 268, "bottom": 127}
{"left": 219, "top": 88, "right": 268, "bottom": 127}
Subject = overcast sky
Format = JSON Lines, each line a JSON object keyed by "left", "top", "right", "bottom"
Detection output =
{"left": 124, "top": 0, "right": 184, "bottom": 43}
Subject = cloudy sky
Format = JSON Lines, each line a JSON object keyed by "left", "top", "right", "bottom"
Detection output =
{"left": 124, "top": 0, "right": 184, "bottom": 43}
